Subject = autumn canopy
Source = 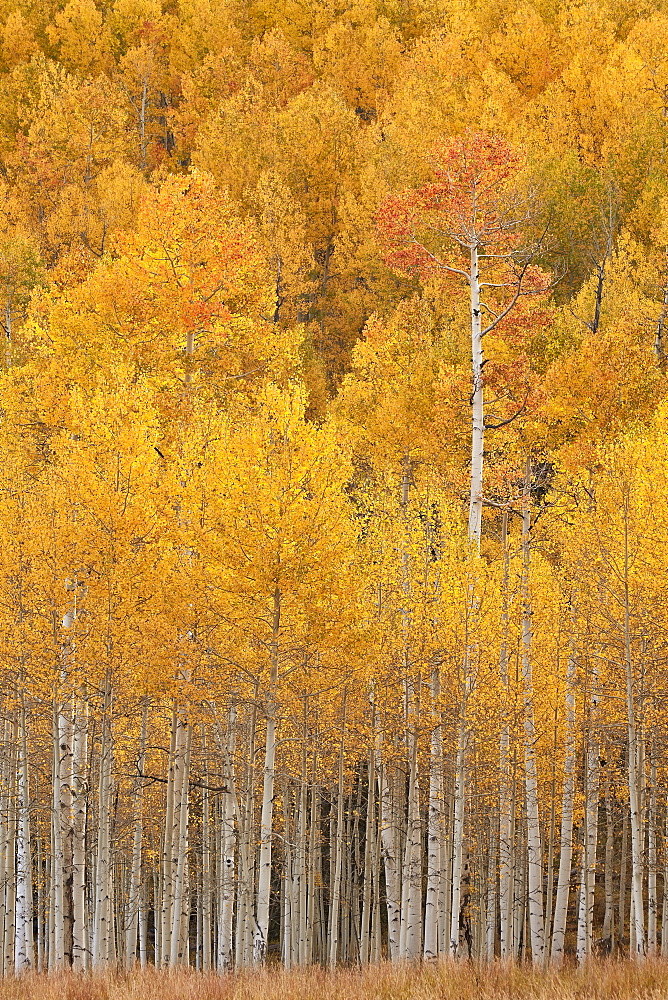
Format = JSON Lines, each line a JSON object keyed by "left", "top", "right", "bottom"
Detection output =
{"left": 0, "top": 0, "right": 666, "bottom": 977}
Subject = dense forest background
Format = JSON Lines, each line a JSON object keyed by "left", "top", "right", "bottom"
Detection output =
{"left": 0, "top": 0, "right": 668, "bottom": 978}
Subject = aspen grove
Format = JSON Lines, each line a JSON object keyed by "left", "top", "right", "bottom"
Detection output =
{"left": 2, "top": 0, "right": 668, "bottom": 979}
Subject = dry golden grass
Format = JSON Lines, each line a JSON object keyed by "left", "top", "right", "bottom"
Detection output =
{"left": 4, "top": 961, "right": 668, "bottom": 1000}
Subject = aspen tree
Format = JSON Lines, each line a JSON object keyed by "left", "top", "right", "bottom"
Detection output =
{"left": 0, "top": 719, "right": 17, "bottom": 976}
{"left": 254, "top": 590, "right": 280, "bottom": 964}
{"left": 71, "top": 691, "right": 88, "bottom": 971}
{"left": 498, "top": 510, "right": 514, "bottom": 959}
{"left": 520, "top": 460, "right": 545, "bottom": 966}
{"left": 125, "top": 699, "right": 148, "bottom": 968}
{"left": 622, "top": 491, "right": 647, "bottom": 961}
{"left": 218, "top": 707, "right": 237, "bottom": 971}
{"left": 93, "top": 674, "right": 114, "bottom": 967}
{"left": 576, "top": 650, "right": 600, "bottom": 965}
{"left": 14, "top": 700, "right": 32, "bottom": 973}
{"left": 647, "top": 751, "right": 657, "bottom": 955}
{"left": 550, "top": 644, "right": 577, "bottom": 966}
{"left": 400, "top": 683, "right": 422, "bottom": 960}
{"left": 378, "top": 132, "right": 550, "bottom": 548}
{"left": 359, "top": 725, "right": 375, "bottom": 965}
{"left": 601, "top": 776, "right": 615, "bottom": 954}
{"left": 328, "top": 701, "right": 346, "bottom": 968}
{"left": 423, "top": 666, "right": 443, "bottom": 960}
{"left": 296, "top": 707, "right": 309, "bottom": 966}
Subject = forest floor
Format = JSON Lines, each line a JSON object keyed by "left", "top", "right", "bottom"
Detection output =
{"left": 4, "top": 961, "right": 668, "bottom": 1000}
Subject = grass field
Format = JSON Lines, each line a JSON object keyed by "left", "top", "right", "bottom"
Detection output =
{"left": 3, "top": 961, "right": 668, "bottom": 1000}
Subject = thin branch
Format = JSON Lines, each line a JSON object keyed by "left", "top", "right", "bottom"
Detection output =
{"left": 485, "top": 387, "right": 531, "bottom": 430}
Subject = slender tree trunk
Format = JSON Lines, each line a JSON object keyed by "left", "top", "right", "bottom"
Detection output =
{"left": 71, "top": 693, "right": 88, "bottom": 970}
{"left": 125, "top": 699, "right": 147, "bottom": 968}
{"left": 513, "top": 807, "right": 525, "bottom": 961}
{"left": 468, "top": 242, "right": 484, "bottom": 546}
{"left": 602, "top": 775, "right": 615, "bottom": 954}
{"left": 441, "top": 780, "right": 454, "bottom": 957}
{"left": 3, "top": 725, "right": 17, "bottom": 977}
{"left": 623, "top": 497, "right": 646, "bottom": 959}
{"left": 521, "top": 461, "right": 545, "bottom": 967}
{"left": 450, "top": 701, "right": 467, "bottom": 957}
{"left": 36, "top": 834, "right": 44, "bottom": 972}
{"left": 498, "top": 510, "right": 513, "bottom": 960}
{"left": 661, "top": 802, "right": 668, "bottom": 956}
{"left": 544, "top": 737, "right": 557, "bottom": 958}
{"left": 93, "top": 675, "right": 114, "bottom": 967}
{"left": 160, "top": 705, "right": 178, "bottom": 967}
{"left": 329, "top": 701, "right": 346, "bottom": 968}
{"left": 170, "top": 722, "right": 192, "bottom": 966}
{"left": 424, "top": 667, "right": 443, "bottom": 960}
{"left": 401, "top": 687, "right": 422, "bottom": 959}
{"left": 296, "top": 724, "right": 308, "bottom": 967}
{"left": 486, "top": 810, "right": 497, "bottom": 960}
{"left": 647, "top": 749, "right": 657, "bottom": 955}
{"left": 577, "top": 666, "right": 600, "bottom": 965}
{"left": 282, "top": 781, "right": 294, "bottom": 970}
{"left": 254, "top": 590, "right": 281, "bottom": 963}
{"left": 51, "top": 698, "right": 65, "bottom": 970}
{"left": 200, "top": 735, "right": 212, "bottom": 972}
{"left": 360, "top": 725, "right": 375, "bottom": 965}
{"left": 551, "top": 644, "right": 577, "bottom": 966}
{"left": 307, "top": 747, "right": 318, "bottom": 964}
{"left": 379, "top": 747, "right": 400, "bottom": 960}
{"left": 15, "top": 702, "right": 33, "bottom": 973}
{"left": 619, "top": 803, "right": 628, "bottom": 953}
{"left": 233, "top": 700, "right": 253, "bottom": 969}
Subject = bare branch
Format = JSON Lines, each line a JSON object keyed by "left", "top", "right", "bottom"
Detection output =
{"left": 485, "top": 387, "right": 531, "bottom": 430}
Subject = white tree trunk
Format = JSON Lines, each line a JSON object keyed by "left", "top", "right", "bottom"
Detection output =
{"left": 400, "top": 703, "right": 422, "bottom": 959}
{"left": 623, "top": 505, "right": 646, "bottom": 959}
{"left": 71, "top": 694, "right": 89, "bottom": 971}
{"left": 450, "top": 706, "right": 467, "bottom": 957}
{"left": 93, "top": 677, "right": 114, "bottom": 967}
{"left": 2, "top": 727, "right": 17, "bottom": 977}
{"left": 254, "top": 711, "right": 277, "bottom": 963}
{"left": 233, "top": 700, "right": 253, "bottom": 969}
{"left": 602, "top": 778, "right": 615, "bottom": 953}
{"left": 544, "top": 734, "right": 557, "bottom": 958}
{"left": 551, "top": 642, "right": 576, "bottom": 965}
{"left": 521, "top": 461, "right": 545, "bottom": 967}
{"left": 619, "top": 806, "right": 628, "bottom": 950}
{"left": 125, "top": 699, "right": 147, "bottom": 968}
{"left": 170, "top": 722, "right": 192, "bottom": 966}
{"left": 51, "top": 698, "right": 65, "bottom": 970}
{"left": 200, "top": 736, "right": 212, "bottom": 972}
{"left": 486, "top": 811, "right": 497, "bottom": 960}
{"left": 160, "top": 704, "right": 178, "bottom": 967}
{"left": 219, "top": 753, "right": 237, "bottom": 969}
{"left": 498, "top": 511, "right": 513, "bottom": 960}
{"left": 647, "top": 751, "right": 657, "bottom": 955}
{"left": 577, "top": 669, "right": 600, "bottom": 965}
{"left": 297, "top": 733, "right": 308, "bottom": 967}
{"left": 468, "top": 243, "right": 484, "bottom": 546}
{"left": 307, "top": 749, "right": 319, "bottom": 964}
{"left": 424, "top": 668, "right": 443, "bottom": 960}
{"left": 379, "top": 750, "right": 401, "bottom": 960}
{"left": 15, "top": 706, "right": 33, "bottom": 974}
{"left": 360, "top": 731, "right": 375, "bottom": 965}
{"left": 254, "top": 590, "right": 281, "bottom": 963}
{"left": 328, "top": 706, "right": 346, "bottom": 968}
